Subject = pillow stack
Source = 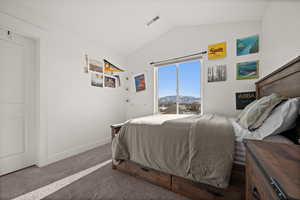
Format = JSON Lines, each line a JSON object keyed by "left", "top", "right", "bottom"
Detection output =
{"left": 237, "top": 93, "right": 284, "bottom": 130}
{"left": 256, "top": 97, "right": 299, "bottom": 137}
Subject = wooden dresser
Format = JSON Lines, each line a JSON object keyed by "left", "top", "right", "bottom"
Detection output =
{"left": 245, "top": 140, "right": 300, "bottom": 200}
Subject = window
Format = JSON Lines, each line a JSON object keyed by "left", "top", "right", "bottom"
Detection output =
{"left": 156, "top": 60, "right": 201, "bottom": 114}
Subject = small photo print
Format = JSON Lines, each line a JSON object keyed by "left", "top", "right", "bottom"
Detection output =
{"left": 89, "top": 59, "right": 103, "bottom": 73}
{"left": 91, "top": 73, "right": 103, "bottom": 87}
{"left": 113, "top": 75, "right": 121, "bottom": 87}
{"left": 237, "top": 35, "right": 259, "bottom": 56}
{"left": 208, "top": 64, "right": 227, "bottom": 82}
{"left": 134, "top": 73, "right": 146, "bottom": 92}
{"left": 84, "top": 54, "right": 89, "bottom": 73}
{"left": 237, "top": 61, "right": 259, "bottom": 80}
{"left": 104, "top": 75, "right": 117, "bottom": 88}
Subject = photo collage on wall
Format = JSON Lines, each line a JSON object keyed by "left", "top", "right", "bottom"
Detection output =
{"left": 207, "top": 34, "right": 259, "bottom": 109}
{"left": 84, "top": 54, "right": 124, "bottom": 88}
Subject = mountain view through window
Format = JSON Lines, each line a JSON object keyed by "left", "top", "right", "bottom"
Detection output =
{"left": 158, "top": 60, "right": 201, "bottom": 114}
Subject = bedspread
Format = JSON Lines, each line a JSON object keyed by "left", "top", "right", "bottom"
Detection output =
{"left": 112, "top": 114, "right": 234, "bottom": 188}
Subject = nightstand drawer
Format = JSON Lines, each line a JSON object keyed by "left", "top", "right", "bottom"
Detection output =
{"left": 245, "top": 140, "right": 300, "bottom": 200}
{"left": 246, "top": 152, "right": 280, "bottom": 200}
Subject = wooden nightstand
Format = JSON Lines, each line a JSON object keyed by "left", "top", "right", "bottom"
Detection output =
{"left": 245, "top": 140, "right": 300, "bottom": 200}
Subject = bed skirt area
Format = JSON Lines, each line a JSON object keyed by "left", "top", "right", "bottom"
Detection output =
{"left": 112, "top": 160, "right": 245, "bottom": 200}
{"left": 234, "top": 141, "right": 246, "bottom": 165}
{"left": 112, "top": 114, "right": 235, "bottom": 188}
{"left": 111, "top": 123, "right": 245, "bottom": 200}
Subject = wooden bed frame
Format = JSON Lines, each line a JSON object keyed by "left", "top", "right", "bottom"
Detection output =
{"left": 111, "top": 56, "right": 300, "bottom": 200}
{"left": 256, "top": 56, "right": 300, "bottom": 143}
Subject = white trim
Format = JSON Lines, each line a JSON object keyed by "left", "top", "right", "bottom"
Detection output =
{"left": 175, "top": 63, "right": 179, "bottom": 114}
{"left": 38, "top": 137, "right": 110, "bottom": 167}
{"left": 153, "top": 67, "right": 159, "bottom": 114}
{"left": 0, "top": 11, "right": 48, "bottom": 169}
{"left": 0, "top": 31, "right": 38, "bottom": 175}
{"left": 200, "top": 59, "right": 205, "bottom": 115}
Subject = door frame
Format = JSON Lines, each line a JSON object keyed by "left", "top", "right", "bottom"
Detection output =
{"left": 0, "top": 28, "right": 38, "bottom": 171}
{"left": 0, "top": 22, "right": 49, "bottom": 167}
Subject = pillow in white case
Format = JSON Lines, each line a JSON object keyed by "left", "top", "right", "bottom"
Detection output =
{"left": 252, "top": 98, "right": 299, "bottom": 139}
{"left": 237, "top": 93, "right": 282, "bottom": 129}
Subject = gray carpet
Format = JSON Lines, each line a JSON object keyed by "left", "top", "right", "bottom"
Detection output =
{"left": 43, "top": 164, "right": 188, "bottom": 200}
{"left": 0, "top": 143, "right": 188, "bottom": 200}
{"left": 0, "top": 144, "right": 111, "bottom": 200}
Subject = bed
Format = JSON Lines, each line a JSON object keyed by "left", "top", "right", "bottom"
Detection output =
{"left": 111, "top": 56, "right": 300, "bottom": 200}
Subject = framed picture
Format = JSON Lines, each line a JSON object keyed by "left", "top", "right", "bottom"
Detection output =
{"left": 208, "top": 64, "right": 227, "bottom": 82}
{"left": 91, "top": 73, "right": 103, "bottom": 87}
{"left": 236, "top": 91, "right": 256, "bottom": 110}
{"left": 237, "top": 35, "right": 259, "bottom": 56}
{"left": 104, "top": 75, "right": 117, "bottom": 88}
{"left": 134, "top": 73, "right": 146, "bottom": 92}
{"left": 237, "top": 60, "right": 259, "bottom": 80}
{"left": 89, "top": 59, "right": 103, "bottom": 73}
{"left": 208, "top": 42, "right": 226, "bottom": 60}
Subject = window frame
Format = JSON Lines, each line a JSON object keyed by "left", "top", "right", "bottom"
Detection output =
{"left": 153, "top": 58, "right": 204, "bottom": 115}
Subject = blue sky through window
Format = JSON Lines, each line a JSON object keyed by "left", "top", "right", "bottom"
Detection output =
{"left": 158, "top": 64, "right": 177, "bottom": 98}
{"left": 158, "top": 60, "right": 201, "bottom": 98}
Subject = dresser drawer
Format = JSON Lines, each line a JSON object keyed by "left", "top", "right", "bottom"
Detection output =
{"left": 246, "top": 153, "right": 279, "bottom": 200}
{"left": 114, "top": 160, "right": 171, "bottom": 189}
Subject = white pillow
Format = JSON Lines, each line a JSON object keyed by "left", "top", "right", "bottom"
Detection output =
{"left": 237, "top": 93, "right": 283, "bottom": 129}
{"left": 251, "top": 98, "right": 299, "bottom": 139}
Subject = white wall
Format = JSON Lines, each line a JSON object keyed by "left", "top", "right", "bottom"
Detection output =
{"left": 45, "top": 32, "right": 127, "bottom": 164}
{"left": 261, "top": 1, "right": 300, "bottom": 76}
{"left": 0, "top": 11, "right": 126, "bottom": 166}
{"left": 125, "top": 21, "right": 261, "bottom": 119}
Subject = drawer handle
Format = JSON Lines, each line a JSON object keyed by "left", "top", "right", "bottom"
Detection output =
{"left": 140, "top": 167, "right": 149, "bottom": 172}
{"left": 252, "top": 186, "right": 261, "bottom": 200}
{"left": 206, "top": 189, "right": 224, "bottom": 197}
{"left": 270, "top": 177, "right": 288, "bottom": 200}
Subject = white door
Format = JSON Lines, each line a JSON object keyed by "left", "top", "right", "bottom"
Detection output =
{"left": 0, "top": 32, "right": 36, "bottom": 176}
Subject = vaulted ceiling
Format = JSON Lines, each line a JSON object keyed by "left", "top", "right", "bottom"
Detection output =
{"left": 0, "top": 0, "right": 269, "bottom": 56}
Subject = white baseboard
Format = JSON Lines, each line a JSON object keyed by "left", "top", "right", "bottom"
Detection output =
{"left": 38, "top": 137, "right": 110, "bottom": 167}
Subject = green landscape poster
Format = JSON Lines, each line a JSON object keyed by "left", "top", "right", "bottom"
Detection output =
{"left": 237, "top": 61, "right": 259, "bottom": 80}
{"left": 237, "top": 35, "right": 259, "bottom": 56}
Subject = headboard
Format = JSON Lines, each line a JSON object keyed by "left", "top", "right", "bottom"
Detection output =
{"left": 255, "top": 56, "right": 300, "bottom": 143}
